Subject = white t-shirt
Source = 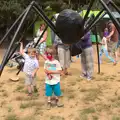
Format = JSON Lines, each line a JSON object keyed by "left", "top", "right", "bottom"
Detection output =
{"left": 23, "top": 53, "right": 39, "bottom": 75}
{"left": 101, "top": 37, "right": 107, "bottom": 50}
{"left": 44, "top": 59, "right": 62, "bottom": 85}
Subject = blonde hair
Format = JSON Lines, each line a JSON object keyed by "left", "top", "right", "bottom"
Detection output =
{"left": 27, "top": 48, "right": 37, "bottom": 54}
{"left": 46, "top": 46, "right": 56, "bottom": 55}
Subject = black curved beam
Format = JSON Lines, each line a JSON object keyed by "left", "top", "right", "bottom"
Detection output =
{"left": 109, "top": 0, "right": 120, "bottom": 14}
{"left": 33, "top": 3, "right": 56, "bottom": 34}
{"left": 83, "top": 0, "right": 95, "bottom": 25}
{"left": 99, "top": 0, "right": 120, "bottom": 35}
{"left": 0, "top": 7, "right": 27, "bottom": 46}
{"left": 34, "top": 16, "right": 55, "bottom": 48}
{"left": 0, "top": 1, "right": 35, "bottom": 76}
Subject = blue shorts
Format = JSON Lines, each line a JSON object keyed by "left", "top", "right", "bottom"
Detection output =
{"left": 45, "top": 82, "right": 61, "bottom": 96}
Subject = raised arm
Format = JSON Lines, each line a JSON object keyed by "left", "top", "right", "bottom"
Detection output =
{"left": 20, "top": 42, "right": 24, "bottom": 55}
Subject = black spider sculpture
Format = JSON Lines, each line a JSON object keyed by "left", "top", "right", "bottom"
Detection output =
{"left": 0, "top": 0, "right": 120, "bottom": 76}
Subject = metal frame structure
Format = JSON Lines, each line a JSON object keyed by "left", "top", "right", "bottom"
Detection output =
{"left": 0, "top": 0, "right": 120, "bottom": 76}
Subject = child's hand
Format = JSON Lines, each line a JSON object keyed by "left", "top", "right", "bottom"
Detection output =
{"left": 44, "top": 69, "right": 52, "bottom": 74}
{"left": 31, "top": 72, "right": 35, "bottom": 78}
{"left": 47, "top": 74, "right": 53, "bottom": 80}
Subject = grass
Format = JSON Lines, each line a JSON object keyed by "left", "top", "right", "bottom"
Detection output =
{"left": 0, "top": 100, "right": 6, "bottom": 107}
{"left": 79, "top": 107, "right": 96, "bottom": 120}
{"left": 15, "top": 85, "right": 24, "bottom": 92}
{"left": 92, "top": 116, "right": 99, "bottom": 120}
{"left": 21, "top": 115, "right": 36, "bottom": 120}
{"left": 5, "top": 114, "right": 19, "bottom": 120}
{"left": 20, "top": 101, "right": 44, "bottom": 109}
{"left": 49, "top": 116, "right": 65, "bottom": 120}
{"left": 8, "top": 106, "right": 13, "bottom": 112}
{"left": 96, "top": 103, "right": 111, "bottom": 112}
{"left": 111, "top": 101, "right": 120, "bottom": 108}
{"left": 2, "top": 91, "right": 8, "bottom": 97}
{"left": 69, "top": 81, "right": 77, "bottom": 86}
{"left": 80, "top": 107, "right": 96, "bottom": 114}
{"left": 82, "top": 88, "right": 102, "bottom": 102}
{"left": 15, "top": 96, "right": 25, "bottom": 101}
{"left": 65, "top": 88, "right": 76, "bottom": 100}
{"left": 112, "top": 116, "right": 120, "bottom": 120}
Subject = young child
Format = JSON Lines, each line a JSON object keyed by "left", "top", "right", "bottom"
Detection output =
{"left": 44, "top": 46, "right": 64, "bottom": 109}
{"left": 20, "top": 42, "right": 39, "bottom": 96}
{"left": 99, "top": 28, "right": 115, "bottom": 64}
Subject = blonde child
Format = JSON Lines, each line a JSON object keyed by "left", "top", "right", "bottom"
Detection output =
{"left": 44, "top": 46, "right": 64, "bottom": 109}
{"left": 20, "top": 42, "right": 39, "bottom": 96}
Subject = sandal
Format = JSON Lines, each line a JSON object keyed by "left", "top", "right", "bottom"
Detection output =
{"left": 27, "top": 92, "right": 32, "bottom": 96}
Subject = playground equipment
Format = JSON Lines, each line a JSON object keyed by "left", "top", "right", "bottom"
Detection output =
{"left": 0, "top": 0, "right": 120, "bottom": 76}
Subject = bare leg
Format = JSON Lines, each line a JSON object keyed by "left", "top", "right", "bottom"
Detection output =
{"left": 27, "top": 85, "right": 32, "bottom": 96}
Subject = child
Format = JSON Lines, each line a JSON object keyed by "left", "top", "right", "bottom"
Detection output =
{"left": 20, "top": 42, "right": 39, "bottom": 96}
{"left": 44, "top": 46, "right": 64, "bottom": 109}
{"left": 99, "top": 28, "right": 115, "bottom": 64}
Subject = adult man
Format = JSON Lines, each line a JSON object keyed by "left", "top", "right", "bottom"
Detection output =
{"left": 106, "top": 21, "right": 119, "bottom": 65}
{"left": 54, "top": 35, "right": 71, "bottom": 75}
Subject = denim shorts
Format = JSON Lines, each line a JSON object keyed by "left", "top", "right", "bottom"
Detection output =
{"left": 45, "top": 82, "right": 61, "bottom": 96}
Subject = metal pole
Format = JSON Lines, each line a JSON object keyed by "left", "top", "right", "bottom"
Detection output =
{"left": 109, "top": 0, "right": 120, "bottom": 14}
{"left": 6, "top": 15, "right": 39, "bottom": 64}
{"left": 83, "top": 0, "right": 95, "bottom": 24}
{"left": 94, "top": 25, "right": 100, "bottom": 74}
{"left": 99, "top": 0, "right": 120, "bottom": 35}
{"left": 0, "top": 1, "right": 35, "bottom": 76}
{"left": 84, "top": 9, "right": 104, "bottom": 33}
{"left": 87, "top": 12, "right": 107, "bottom": 31}
{"left": 33, "top": 4, "right": 56, "bottom": 34}
{"left": 84, "top": 14, "right": 94, "bottom": 27}
{"left": 0, "top": 8, "right": 27, "bottom": 46}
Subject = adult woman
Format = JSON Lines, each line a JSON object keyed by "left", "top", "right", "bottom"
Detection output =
{"left": 34, "top": 23, "right": 48, "bottom": 55}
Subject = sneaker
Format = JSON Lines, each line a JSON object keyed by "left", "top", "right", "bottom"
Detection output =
{"left": 47, "top": 102, "right": 51, "bottom": 110}
{"left": 56, "top": 99, "right": 64, "bottom": 107}
{"left": 34, "top": 86, "right": 38, "bottom": 93}
{"left": 86, "top": 77, "right": 92, "bottom": 81}
{"left": 80, "top": 74, "right": 86, "bottom": 79}
{"left": 27, "top": 92, "right": 32, "bottom": 96}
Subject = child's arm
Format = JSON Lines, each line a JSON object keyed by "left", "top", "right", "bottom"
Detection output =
{"left": 45, "top": 69, "right": 62, "bottom": 74}
{"left": 32, "top": 68, "right": 39, "bottom": 77}
{"left": 19, "top": 42, "right": 24, "bottom": 55}
{"left": 40, "top": 54, "right": 47, "bottom": 60}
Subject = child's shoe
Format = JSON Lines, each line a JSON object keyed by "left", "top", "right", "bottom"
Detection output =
{"left": 47, "top": 102, "right": 51, "bottom": 110}
{"left": 27, "top": 92, "right": 32, "bottom": 96}
{"left": 34, "top": 86, "right": 38, "bottom": 93}
{"left": 56, "top": 99, "right": 64, "bottom": 107}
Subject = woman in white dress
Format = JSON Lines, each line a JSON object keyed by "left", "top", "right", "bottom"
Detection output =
{"left": 34, "top": 23, "right": 48, "bottom": 55}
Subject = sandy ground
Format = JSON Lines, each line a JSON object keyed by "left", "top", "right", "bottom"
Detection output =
{"left": 0, "top": 45, "right": 120, "bottom": 120}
